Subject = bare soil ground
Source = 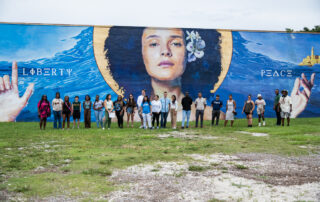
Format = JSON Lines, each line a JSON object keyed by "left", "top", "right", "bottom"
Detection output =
{"left": 107, "top": 153, "right": 320, "bottom": 202}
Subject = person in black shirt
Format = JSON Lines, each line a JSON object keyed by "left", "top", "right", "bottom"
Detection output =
{"left": 211, "top": 95, "right": 223, "bottom": 126}
{"left": 114, "top": 95, "right": 125, "bottom": 128}
{"left": 181, "top": 92, "right": 193, "bottom": 129}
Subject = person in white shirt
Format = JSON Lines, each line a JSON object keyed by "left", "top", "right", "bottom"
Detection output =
{"left": 195, "top": 92, "right": 206, "bottom": 128}
{"left": 170, "top": 95, "right": 178, "bottom": 129}
{"left": 137, "top": 89, "right": 146, "bottom": 128}
{"left": 279, "top": 89, "right": 292, "bottom": 126}
{"left": 255, "top": 94, "right": 266, "bottom": 127}
{"left": 93, "top": 95, "right": 104, "bottom": 128}
{"left": 52, "top": 92, "right": 63, "bottom": 129}
{"left": 151, "top": 95, "right": 162, "bottom": 129}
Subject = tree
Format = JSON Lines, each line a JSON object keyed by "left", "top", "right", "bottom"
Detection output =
{"left": 285, "top": 25, "right": 320, "bottom": 33}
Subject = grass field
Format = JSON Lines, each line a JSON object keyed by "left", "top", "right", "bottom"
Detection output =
{"left": 0, "top": 118, "right": 319, "bottom": 201}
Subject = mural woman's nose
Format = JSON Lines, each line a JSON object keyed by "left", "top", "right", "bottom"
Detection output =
{"left": 161, "top": 44, "right": 172, "bottom": 57}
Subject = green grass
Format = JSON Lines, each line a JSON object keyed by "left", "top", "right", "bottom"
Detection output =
{"left": 0, "top": 118, "right": 319, "bottom": 200}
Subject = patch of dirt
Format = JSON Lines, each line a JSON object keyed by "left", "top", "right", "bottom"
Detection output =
{"left": 107, "top": 153, "right": 320, "bottom": 201}
{"left": 158, "top": 131, "right": 220, "bottom": 140}
{"left": 238, "top": 131, "right": 269, "bottom": 137}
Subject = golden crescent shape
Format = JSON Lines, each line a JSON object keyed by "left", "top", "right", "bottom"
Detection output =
{"left": 93, "top": 26, "right": 124, "bottom": 96}
{"left": 210, "top": 30, "right": 233, "bottom": 93}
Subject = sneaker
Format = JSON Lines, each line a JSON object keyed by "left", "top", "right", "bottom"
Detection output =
{"left": 186, "top": 126, "right": 189, "bottom": 128}
{"left": 102, "top": 127, "right": 105, "bottom": 130}
{"left": 181, "top": 126, "right": 184, "bottom": 129}
{"left": 157, "top": 126, "right": 159, "bottom": 129}
{"left": 263, "top": 121, "right": 266, "bottom": 126}
{"left": 258, "top": 123, "right": 261, "bottom": 127}
{"left": 139, "top": 125, "right": 144, "bottom": 129}
{"left": 108, "top": 128, "right": 110, "bottom": 130}
{"left": 77, "top": 126, "right": 79, "bottom": 129}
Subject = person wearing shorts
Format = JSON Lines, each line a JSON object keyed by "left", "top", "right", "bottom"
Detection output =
{"left": 279, "top": 89, "right": 292, "bottom": 126}
{"left": 126, "top": 93, "right": 137, "bottom": 128}
{"left": 255, "top": 94, "right": 266, "bottom": 127}
{"left": 72, "top": 96, "right": 81, "bottom": 129}
{"left": 242, "top": 95, "right": 255, "bottom": 127}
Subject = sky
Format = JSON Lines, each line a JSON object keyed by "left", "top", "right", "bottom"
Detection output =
{"left": 0, "top": 0, "right": 319, "bottom": 31}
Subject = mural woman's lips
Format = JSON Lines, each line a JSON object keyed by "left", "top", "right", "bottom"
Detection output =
{"left": 158, "top": 61, "right": 174, "bottom": 68}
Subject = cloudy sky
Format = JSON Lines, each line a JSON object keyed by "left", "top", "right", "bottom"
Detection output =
{"left": 0, "top": 0, "right": 319, "bottom": 31}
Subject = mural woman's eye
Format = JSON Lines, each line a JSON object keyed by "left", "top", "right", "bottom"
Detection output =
{"left": 171, "top": 42, "right": 182, "bottom": 47}
{"left": 149, "top": 42, "right": 159, "bottom": 47}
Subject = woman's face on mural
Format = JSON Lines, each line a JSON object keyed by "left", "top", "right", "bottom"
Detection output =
{"left": 142, "top": 28, "right": 186, "bottom": 81}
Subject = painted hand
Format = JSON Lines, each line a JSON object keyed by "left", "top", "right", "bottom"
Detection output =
{"left": 0, "top": 62, "right": 34, "bottom": 122}
{"left": 291, "top": 73, "right": 315, "bottom": 118}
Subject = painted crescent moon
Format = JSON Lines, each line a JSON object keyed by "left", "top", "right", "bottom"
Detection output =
{"left": 93, "top": 26, "right": 233, "bottom": 95}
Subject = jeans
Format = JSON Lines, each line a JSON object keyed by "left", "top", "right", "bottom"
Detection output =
{"left": 212, "top": 110, "right": 220, "bottom": 125}
{"left": 143, "top": 113, "right": 152, "bottom": 129}
{"left": 195, "top": 109, "right": 204, "bottom": 128}
{"left": 152, "top": 112, "right": 160, "bottom": 127}
{"left": 182, "top": 110, "right": 191, "bottom": 127}
{"left": 53, "top": 110, "right": 62, "bottom": 129}
{"left": 160, "top": 112, "right": 168, "bottom": 128}
{"left": 94, "top": 110, "right": 104, "bottom": 128}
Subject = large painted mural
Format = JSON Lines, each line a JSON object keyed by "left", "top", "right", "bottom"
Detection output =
{"left": 0, "top": 23, "right": 319, "bottom": 122}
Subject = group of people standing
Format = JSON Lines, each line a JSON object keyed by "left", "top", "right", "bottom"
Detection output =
{"left": 37, "top": 89, "right": 293, "bottom": 130}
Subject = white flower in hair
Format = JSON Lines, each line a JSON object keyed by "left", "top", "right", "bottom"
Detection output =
{"left": 186, "top": 31, "right": 206, "bottom": 62}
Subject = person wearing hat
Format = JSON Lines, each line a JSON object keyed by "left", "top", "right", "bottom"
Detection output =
{"left": 255, "top": 94, "right": 266, "bottom": 126}
{"left": 279, "top": 89, "right": 292, "bottom": 126}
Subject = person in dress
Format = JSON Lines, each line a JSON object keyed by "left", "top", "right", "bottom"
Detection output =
{"left": 255, "top": 94, "right": 266, "bottom": 127}
{"left": 170, "top": 95, "right": 178, "bottom": 129}
{"left": 72, "top": 96, "right": 81, "bottom": 129}
{"left": 62, "top": 96, "right": 72, "bottom": 130}
{"left": 195, "top": 92, "right": 206, "bottom": 128}
{"left": 83, "top": 95, "right": 92, "bottom": 128}
{"left": 103, "top": 94, "right": 113, "bottom": 130}
{"left": 141, "top": 95, "right": 152, "bottom": 129}
{"left": 137, "top": 89, "right": 146, "bottom": 128}
{"left": 37, "top": 95, "right": 51, "bottom": 130}
{"left": 93, "top": 95, "right": 104, "bottom": 128}
{"left": 151, "top": 95, "right": 161, "bottom": 129}
{"left": 242, "top": 95, "right": 255, "bottom": 127}
{"left": 224, "top": 94, "right": 236, "bottom": 127}
{"left": 279, "top": 89, "right": 292, "bottom": 126}
{"left": 126, "top": 93, "right": 137, "bottom": 128}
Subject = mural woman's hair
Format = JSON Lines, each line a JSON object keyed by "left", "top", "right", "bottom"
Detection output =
{"left": 105, "top": 26, "right": 221, "bottom": 99}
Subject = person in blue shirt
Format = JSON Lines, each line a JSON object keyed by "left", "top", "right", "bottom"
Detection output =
{"left": 211, "top": 95, "right": 223, "bottom": 126}
{"left": 160, "top": 91, "right": 171, "bottom": 128}
{"left": 141, "top": 95, "right": 152, "bottom": 129}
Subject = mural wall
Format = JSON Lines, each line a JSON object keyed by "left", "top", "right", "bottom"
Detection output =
{"left": 0, "top": 23, "right": 319, "bottom": 122}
